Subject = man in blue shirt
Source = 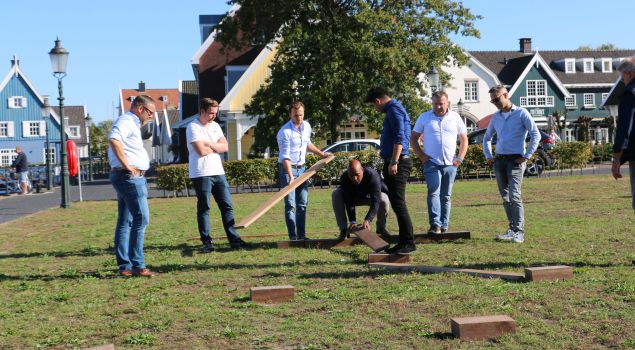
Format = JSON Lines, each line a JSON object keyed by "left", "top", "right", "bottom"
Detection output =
{"left": 365, "top": 87, "right": 415, "bottom": 254}
{"left": 277, "top": 101, "right": 329, "bottom": 240}
{"left": 483, "top": 85, "right": 540, "bottom": 244}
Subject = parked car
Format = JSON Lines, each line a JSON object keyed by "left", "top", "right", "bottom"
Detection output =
{"left": 322, "top": 139, "right": 381, "bottom": 153}
{"left": 466, "top": 128, "right": 555, "bottom": 176}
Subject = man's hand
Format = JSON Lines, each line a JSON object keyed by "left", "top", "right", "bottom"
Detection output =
{"left": 124, "top": 165, "right": 140, "bottom": 176}
{"left": 612, "top": 162, "right": 622, "bottom": 180}
{"left": 287, "top": 174, "right": 295, "bottom": 183}
{"left": 452, "top": 159, "right": 462, "bottom": 167}
{"left": 362, "top": 220, "right": 371, "bottom": 230}
{"left": 388, "top": 163, "right": 398, "bottom": 176}
{"left": 321, "top": 152, "right": 332, "bottom": 159}
{"left": 347, "top": 223, "right": 360, "bottom": 233}
{"left": 487, "top": 158, "right": 494, "bottom": 167}
{"left": 515, "top": 157, "right": 528, "bottom": 164}
{"left": 420, "top": 154, "right": 430, "bottom": 164}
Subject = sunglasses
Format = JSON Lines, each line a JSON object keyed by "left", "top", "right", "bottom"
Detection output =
{"left": 490, "top": 94, "right": 505, "bottom": 103}
{"left": 143, "top": 106, "right": 155, "bottom": 116}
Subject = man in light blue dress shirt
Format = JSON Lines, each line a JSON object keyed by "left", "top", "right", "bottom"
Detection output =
{"left": 277, "top": 101, "right": 329, "bottom": 240}
{"left": 483, "top": 85, "right": 540, "bottom": 243}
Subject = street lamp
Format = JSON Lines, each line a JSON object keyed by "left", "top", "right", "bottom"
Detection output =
{"left": 49, "top": 38, "right": 71, "bottom": 208}
{"left": 40, "top": 96, "right": 53, "bottom": 191}
{"left": 85, "top": 113, "right": 94, "bottom": 181}
{"left": 427, "top": 67, "right": 440, "bottom": 93}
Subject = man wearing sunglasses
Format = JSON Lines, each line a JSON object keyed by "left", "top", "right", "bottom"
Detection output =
{"left": 483, "top": 85, "right": 540, "bottom": 244}
{"left": 108, "top": 95, "right": 156, "bottom": 277}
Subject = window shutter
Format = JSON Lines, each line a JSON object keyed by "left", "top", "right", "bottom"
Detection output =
{"left": 39, "top": 121, "right": 46, "bottom": 136}
{"left": 21, "top": 98, "right": 27, "bottom": 108}
{"left": 7, "top": 122, "right": 14, "bottom": 137}
{"left": 8, "top": 97, "right": 15, "bottom": 108}
{"left": 22, "top": 121, "right": 30, "bottom": 136}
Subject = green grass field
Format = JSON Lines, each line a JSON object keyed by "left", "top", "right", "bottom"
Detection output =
{"left": 1, "top": 175, "right": 634, "bottom": 349}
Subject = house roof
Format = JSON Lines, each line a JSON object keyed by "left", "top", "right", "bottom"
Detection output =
{"left": 470, "top": 50, "right": 635, "bottom": 87}
{"left": 119, "top": 87, "right": 180, "bottom": 114}
{"left": 53, "top": 106, "right": 88, "bottom": 144}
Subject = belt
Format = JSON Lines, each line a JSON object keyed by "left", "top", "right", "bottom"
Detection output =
{"left": 111, "top": 167, "right": 146, "bottom": 176}
{"left": 290, "top": 164, "right": 304, "bottom": 169}
{"left": 384, "top": 155, "right": 411, "bottom": 161}
{"left": 496, "top": 154, "right": 522, "bottom": 159}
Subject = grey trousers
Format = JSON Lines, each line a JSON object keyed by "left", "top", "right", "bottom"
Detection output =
{"left": 331, "top": 188, "right": 390, "bottom": 232}
{"left": 493, "top": 158, "right": 526, "bottom": 233}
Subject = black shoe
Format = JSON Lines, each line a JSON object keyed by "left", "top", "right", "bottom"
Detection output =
{"left": 230, "top": 238, "right": 251, "bottom": 249}
{"left": 428, "top": 225, "right": 441, "bottom": 234}
{"left": 440, "top": 227, "right": 447, "bottom": 233}
{"left": 201, "top": 241, "right": 215, "bottom": 253}
{"left": 376, "top": 230, "right": 392, "bottom": 241}
{"left": 384, "top": 244, "right": 402, "bottom": 254}
{"left": 393, "top": 243, "right": 417, "bottom": 255}
{"left": 338, "top": 229, "right": 348, "bottom": 240}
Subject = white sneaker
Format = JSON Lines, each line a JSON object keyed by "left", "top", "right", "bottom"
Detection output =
{"left": 496, "top": 229, "right": 515, "bottom": 241}
{"left": 511, "top": 232, "right": 524, "bottom": 243}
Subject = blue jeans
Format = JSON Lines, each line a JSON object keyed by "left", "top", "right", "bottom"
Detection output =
{"left": 279, "top": 164, "right": 309, "bottom": 240}
{"left": 110, "top": 171, "right": 150, "bottom": 272}
{"left": 423, "top": 161, "right": 457, "bottom": 229}
{"left": 191, "top": 175, "right": 241, "bottom": 244}
{"left": 493, "top": 158, "right": 526, "bottom": 233}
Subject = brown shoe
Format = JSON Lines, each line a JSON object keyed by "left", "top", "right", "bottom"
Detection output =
{"left": 133, "top": 268, "right": 156, "bottom": 277}
{"left": 119, "top": 269, "right": 133, "bottom": 277}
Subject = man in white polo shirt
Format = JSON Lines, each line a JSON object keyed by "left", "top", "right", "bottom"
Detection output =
{"left": 187, "top": 98, "right": 249, "bottom": 252}
{"left": 108, "top": 95, "right": 156, "bottom": 277}
{"left": 410, "top": 90, "right": 468, "bottom": 234}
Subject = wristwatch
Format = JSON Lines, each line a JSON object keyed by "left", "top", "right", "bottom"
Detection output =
{"left": 390, "top": 159, "right": 399, "bottom": 165}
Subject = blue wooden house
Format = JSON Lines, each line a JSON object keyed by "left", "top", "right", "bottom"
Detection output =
{"left": 0, "top": 57, "right": 63, "bottom": 167}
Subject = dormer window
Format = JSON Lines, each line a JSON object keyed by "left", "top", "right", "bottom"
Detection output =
{"left": 8, "top": 96, "right": 27, "bottom": 109}
{"left": 129, "top": 96, "right": 136, "bottom": 101}
{"left": 601, "top": 58, "right": 612, "bottom": 73}
{"left": 583, "top": 58, "right": 594, "bottom": 73}
{"left": 160, "top": 95, "right": 169, "bottom": 102}
{"left": 565, "top": 58, "right": 576, "bottom": 73}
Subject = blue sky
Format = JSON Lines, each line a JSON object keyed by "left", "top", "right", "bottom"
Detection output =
{"left": 1, "top": 1, "right": 633, "bottom": 123}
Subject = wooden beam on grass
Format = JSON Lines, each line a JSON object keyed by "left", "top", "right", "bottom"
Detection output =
{"left": 451, "top": 315, "right": 516, "bottom": 340}
{"left": 235, "top": 155, "right": 334, "bottom": 229}
{"left": 368, "top": 263, "right": 525, "bottom": 281}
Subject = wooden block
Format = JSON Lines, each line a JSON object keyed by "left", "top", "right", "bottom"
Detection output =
{"left": 368, "top": 253, "right": 410, "bottom": 263}
{"left": 277, "top": 240, "right": 307, "bottom": 249}
{"left": 82, "top": 344, "right": 115, "bottom": 350}
{"left": 524, "top": 265, "right": 573, "bottom": 282}
{"left": 250, "top": 285, "right": 295, "bottom": 303}
{"left": 451, "top": 315, "right": 516, "bottom": 340}
{"left": 236, "top": 155, "right": 335, "bottom": 228}
{"left": 368, "top": 263, "right": 525, "bottom": 281}
{"left": 351, "top": 227, "right": 390, "bottom": 252}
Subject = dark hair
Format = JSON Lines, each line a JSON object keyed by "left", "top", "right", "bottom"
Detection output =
{"left": 488, "top": 85, "right": 508, "bottom": 94}
{"left": 200, "top": 97, "right": 219, "bottom": 111}
{"left": 431, "top": 90, "right": 448, "bottom": 100}
{"left": 365, "top": 87, "right": 391, "bottom": 103}
{"left": 289, "top": 101, "right": 305, "bottom": 113}
{"left": 131, "top": 95, "right": 154, "bottom": 108}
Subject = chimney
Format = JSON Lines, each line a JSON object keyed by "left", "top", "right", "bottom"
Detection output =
{"left": 10, "top": 55, "right": 19, "bottom": 67}
{"left": 138, "top": 81, "right": 146, "bottom": 92}
{"left": 519, "top": 38, "right": 532, "bottom": 54}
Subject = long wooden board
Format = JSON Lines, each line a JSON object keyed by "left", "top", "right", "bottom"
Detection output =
{"left": 368, "top": 263, "right": 525, "bottom": 281}
{"left": 236, "top": 155, "right": 335, "bottom": 229}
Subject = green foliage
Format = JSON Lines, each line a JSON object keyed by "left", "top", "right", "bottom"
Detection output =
{"left": 215, "top": 0, "right": 481, "bottom": 150}
{"left": 591, "top": 143, "right": 613, "bottom": 162}
{"left": 89, "top": 120, "right": 113, "bottom": 161}
{"left": 156, "top": 164, "right": 192, "bottom": 192}
{"left": 458, "top": 144, "right": 488, "bottom": 177}
{"left": 553, "top": 142, "right": 593, "bottom": 169}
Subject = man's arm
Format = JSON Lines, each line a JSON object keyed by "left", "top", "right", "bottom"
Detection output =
{"left": 454, "top": 133, "right": 468, "bottom": 166}
{"left": 340, "top": 176, "right": 357, "bottom": 225}
{"left": 482, "top": 122, "right": 496, "bottom": 163}
{"left": 410, "top": 130, "right": 428, "bottom": 163}
{"left": 109, "top": 138, "right": 139, "bottom": 175}
{"left": 363, "top": 172, "right": 382, "bottom": 228}
{"left": 192, "top": 136, "right": 229, "bottom": 156}
{"left": 307, "top": 143, "right": 329, "bottom": 158}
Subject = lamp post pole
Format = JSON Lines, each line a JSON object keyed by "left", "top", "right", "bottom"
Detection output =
{"left": 41, "top": 97, "right": 53, "bottom": 191}
{"left": 49, "top": 38, "right": 71, "bottom": 208}
{"left": 86, "top": 113, "right": 94, "bottom": 181}
{"left": 427, "top": 67, "right": 440, "bottom": 94}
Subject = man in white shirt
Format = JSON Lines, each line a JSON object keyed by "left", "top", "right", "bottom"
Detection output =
{"left": 187, "top": 98, "right": 249, "bottom": 252}
{"left": 277, "top": 101, "right": 329, "bottom": 240}
{"left": 108, "top": 95, "right": 156, "bottom": 277}
{"left": 410, "top": 91, "right": 468, "bottom": 234}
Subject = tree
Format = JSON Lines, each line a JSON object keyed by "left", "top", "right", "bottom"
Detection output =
{"left": 577, "top": 43, "right": 620, "bottom": 51}
{"left": 90, "top": 120, "right": 113, "bottom": 162}
{"left": 215, "top": 0, "right": 481, "bottom": 152}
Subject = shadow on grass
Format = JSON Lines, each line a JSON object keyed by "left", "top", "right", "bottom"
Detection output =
{"left": 0, "top": 241, "right": 280, "bottom": 260}
{"left": 421, "top": 332, "right": 454, "bottom": 340}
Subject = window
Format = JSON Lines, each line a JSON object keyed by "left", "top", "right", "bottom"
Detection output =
{"left": 161, "top": 95, "right": 169, "bottom": 102}
{"left": 0, "top": 121, "right": 15, "bottom": 137}
{"left": 464, "top": 81, "right": 478, "bottom": 102}
{"left": 583, "top": 93, "right": 595, "bottom": 107}
{"left": 0, "top": 149, "right": 16, "bottom": 167}
{"left": 520, "top": 80, "right": 554, "bottom": 107}
{"left": 29, "top": 122, "right": 40, "bottom": 136}
{"left": 565, "top": 58, "right": 576, "bottom": 73}
{"left": 354, "top": 131, "right": 366, "bottom": 139}
{"left": 8, "top": 96, "right": 27, "bottom": 108}
{"left": 43, "top": 147, "right": 56, "bottom": 164}
{"left": 583, "top": 59, "right": 594, "bottom": 73}
{"left": 129, "top": 95, "right": 136, "bottom": 101}
{"left": 22, "top": 121, "right": 45, "bottom": 137}
{"left": 601, "top": 58, "right": 612, "bottom": 73}
{"left": 565, "top": 95, "right": 577, "bottom": 108}
{"left": 601, "top": 93, "right": 609, "bottom": 103}
{"left": 67, "top": 125, "right": 81, "bottom": 139}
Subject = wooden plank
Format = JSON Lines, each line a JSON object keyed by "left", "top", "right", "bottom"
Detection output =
{"left": 236, "top": 155, "right": 335, "bottom": 229}
{"left": 524, "top": 265, "right": 573, "bottom": 281}
{"left": 368, "top": 253, "right": 410, "bottom": 263}
{"left": 277, "top": 237, "right": 362, "bottom": 249}
{"left": 276, "top": 240, "right": 307, "bottom": 249}
{"left": 82, "top": 344, "right": 115, "bottom": 350}
{"left": 368, "top": 263, "right": 525, "bottom": 281}
{"left": 451, "top": 315, "right": 516, "bottom": 340}
{"left": 351, "top": 227, "right": 389, "bottom": 252}
{"left": 250, "top": 285, "right": 295, "bottom": 303}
